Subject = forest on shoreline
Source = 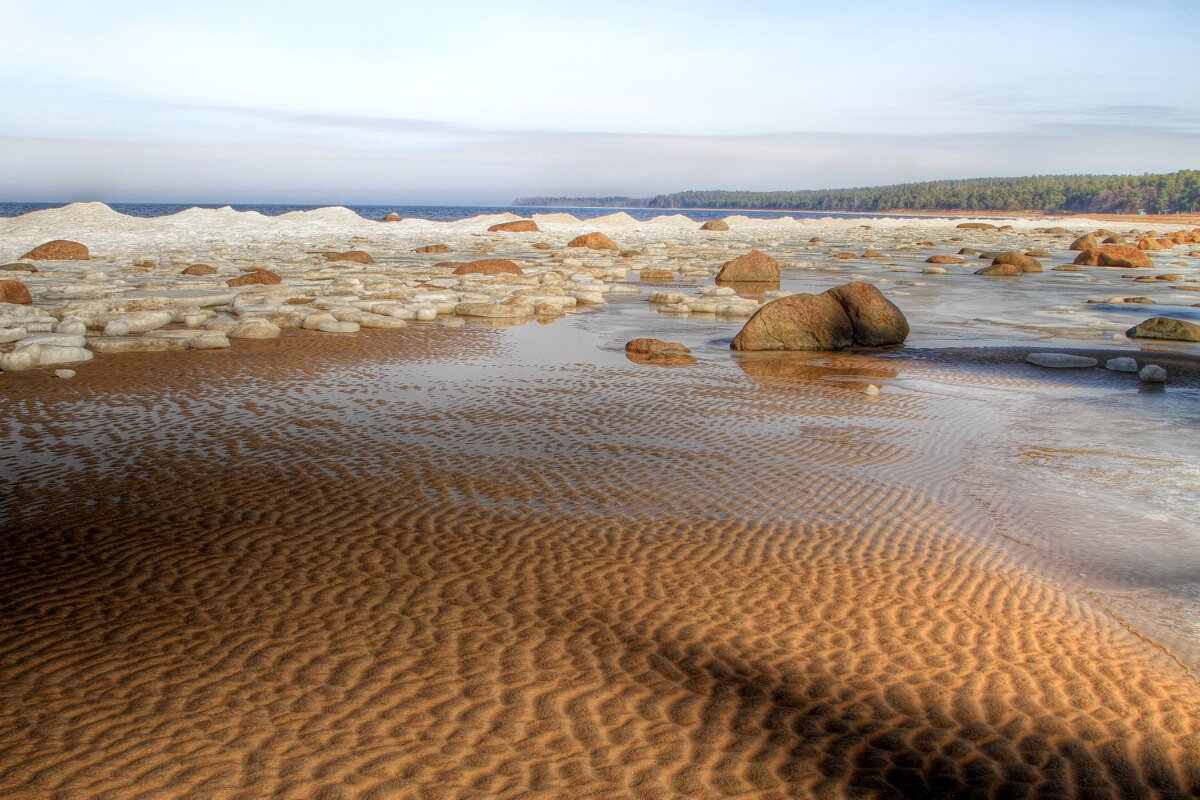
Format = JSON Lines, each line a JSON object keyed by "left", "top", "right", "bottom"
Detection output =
{"left": 516, "top": 171, "right": 1200, "bottom": 214}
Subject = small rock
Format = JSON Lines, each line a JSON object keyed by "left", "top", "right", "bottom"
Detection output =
{"left": 452, "top": 259, "right": 523, "bottom": 276}
{"left": 1105, "top": 357, "right": 1138, "bottom": 372}
{"left": 861, "top": 384, "right": 881, "bottom": 396}
{"left": 0, "top": 280, "right": 33, "bottom": 304}
{"left": 1026, "top": 353, "right": 1098, "bottom": 368}
{"left": 488, "top": 220, "right": 539, "bottom": 233}
{"left": 625, "top": 338, "right": 691, "bottom": 355}
{"left": 1138, "top": 364, "right": 1167, "bottom": 383}
{"left": 227, "top": 269, "right": 283, "bottom": 287}
{"left": 323, "top": 250, "right": 373, "bottom": 264}
{"left": 54, "top": 369, "right": 76, "bottom": 379}
{"left": 567, "top": 232, "right": 619, "bottom": 250}
{"left": 700, "top": 220, "right": 730, "bottom": 231}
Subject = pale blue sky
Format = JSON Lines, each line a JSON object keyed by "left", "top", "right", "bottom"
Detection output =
{"left": 2, "top": 0, "right": 1197, "bottom": 203}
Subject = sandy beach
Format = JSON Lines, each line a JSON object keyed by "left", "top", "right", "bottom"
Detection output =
{"left": 2, "top": 206, "right": 1200, "bottom": 798}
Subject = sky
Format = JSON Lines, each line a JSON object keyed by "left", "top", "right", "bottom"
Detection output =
{"left": 2, "top": 0, "right": 1197, "bottom": 204}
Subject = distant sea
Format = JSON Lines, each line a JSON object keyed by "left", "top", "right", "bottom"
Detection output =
{"left": 0, "top": 202, "right": 896, "bottom": 223}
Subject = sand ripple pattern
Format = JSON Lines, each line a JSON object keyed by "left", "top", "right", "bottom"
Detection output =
{"left": 1, "top": 329, "right": 1199, "bottom": 799}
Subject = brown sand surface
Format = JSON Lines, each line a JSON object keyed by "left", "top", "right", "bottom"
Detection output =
{"left": 2, "top": 324, "right": 1200, "bottom": 799}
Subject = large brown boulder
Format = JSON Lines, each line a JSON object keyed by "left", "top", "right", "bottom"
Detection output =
{"left": 731, "top": 292, "right": 852, "bottom": 351}
{"left": 414, "top": 244, "right": 453, "bottom": 254}
{"left": 1069, "top": 234, "right": 1099, "bottom": 251}
{"left": 731, "top": 281, "right": 906, "bottom": 351}
{"left": 0, "top": 280, "right": 33, "bottom": 304}
{"left": 21, "top": 240, "right": 89, "bottom": 260}
{"left": 227, "top": 269, "right": 283, "bottom": 287}
{"left": 567, "top": 232, "right": 618, "bottom": 250}
{"left": 991, "top": 251, "right": 1042, "bottom": 273}
{"left": 700, "top": 220, "right": 730, "bottom": 231}
{"left": 488, "top": 220, "right": 539, "bottom": 233}
{"left": 1097, "top": 245, "right": 1153, "bottom": 268}
{"left": 716, "top": 249, "right": 780, "bottom": 282}
{"left": 956, "top": 222, "right": 997, "bottom": 230}
{"left": 384, "top": 212, "right": 401, "bottom": 222}
{"left": 324, "top": 250, "right": 373, "bottom": 264}
{"left": 1126, "top": 316, "right": 1200, "bottom": 342}
{"left": 825, "top": 282, "right": 910, "bottom": 346}
{"left": 451, "top": 259, "right": 523, "bottom": 276}
{"left": 1137, "top": 237, "right": 1169, "bottom": 251}
{"left": 926, "top": 255, "right": 965, "bottom": 264}
{"left": 181, "top": 264, "right": 217, "bottom": 276}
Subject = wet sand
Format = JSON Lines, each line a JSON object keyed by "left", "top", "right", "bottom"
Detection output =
{"left": 3, "top": 311, "right": 1200, "bottom": 799}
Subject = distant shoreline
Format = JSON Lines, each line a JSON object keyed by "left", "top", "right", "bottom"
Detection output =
{"left": 516, "top": 204, "right": 1200, "bottom": 226}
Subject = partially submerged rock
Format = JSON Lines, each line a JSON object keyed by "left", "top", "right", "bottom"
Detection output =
{"left": 731, "top": 282, "right": 907, "bottom": 351}
{"left": 1139, "top": 364, "right": 1167, "bottom": 383}
{"left": 990, "top": 251, "right": 1043, "bottom": 273}
{"left": 182, "top": 264, "right": 218, "bottom": 276}
{"left": 625, "top": 338, "right": 691, "bottom": 355}
{"left": 414, "top": 244, "right": 453, "bottom": 254}
{"left": 1026, "top": 353, "right": 1098, "bottom": 368}
{"left": 716, "top": 249, "right": 780, "bottom": 282}
{"left": 700, "top": 220, "right": 730, "bottom": 231}
{"left": 925, "top": 255, "right": 964, "bottom": 264}
{"left": 974, "top": 262, "right": 1024, "bottom": 276}
{"left": 1125, "top": 316, "right": 1200, "bottom": 342}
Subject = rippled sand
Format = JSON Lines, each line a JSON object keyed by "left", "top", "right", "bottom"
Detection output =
{"left": 2, "top": 310, "right": 1199, "bottom": 799}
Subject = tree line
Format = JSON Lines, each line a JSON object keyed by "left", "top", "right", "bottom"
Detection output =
{"left": 515, "top": 171, "right": 1200, "bottom": 214}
